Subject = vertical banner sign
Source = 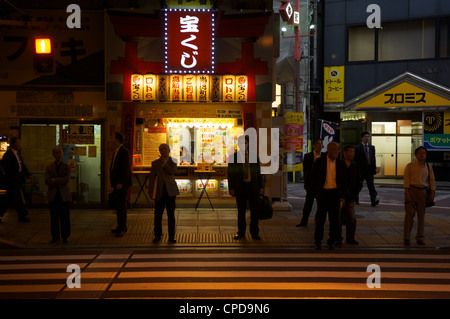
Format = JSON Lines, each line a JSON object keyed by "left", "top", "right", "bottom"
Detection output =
{"left": 165, "top": 9, "right": 215, "bottom": 74}
{"left": 423, "top": 112, "right": 450, "bottom": 151}
{"left": 320, "top": 120, "right": 338, "bottom": 152}
{"left": 144, "top": 74, "right": 157, "bottom": 101}
{"left": 170, "top": 74, "right": 182, "bottom": 101}
{"left": 223, "top": 75, "right": 235, "bottom": 102}
{"left": 197, "top": 74, "right": 210, "bottom": 102}
{"left": 121, "top": 102, "right": 136, "bottom": 170}
{"left": 236, "top": 75, "right": 248, "bottom": 102}
{"left": 324, "top": 66, "right": 345, "bottom": 103}
{"left": 283, "top": 112, "right": 303, "bottom": 172}
{"left": 211, "top": 74, "right": 221, "bottom": 102}
{"left": 131, "top": 74, "right": 143, "bottom": 101}
{"left": 158, "top": 74, "right": 169, "bottom": 101}
{"left": 183, "top": 74, "right": 196, "bottom": 101}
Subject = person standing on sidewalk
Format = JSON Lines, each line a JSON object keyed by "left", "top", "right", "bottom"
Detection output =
{"left": 110, "top": 132, "right": 132, "bottom": 238}
{"left": 0, "top": 137, "right": 32, "bottom": 222}
{"left": 312, "top": 142, "right": 345, "bottom": 250}
{"left": 354, "top": 131, "right": 379, "bottom": 207}
{"left": 338, "top": 145, "right": 360, "bottom": 246}
{"left": 403, "top": 146, "right": 435, "bottom": 246}
{"left": 228, "top": 135, "right": 264, "bottom": 241}
{"left": 45, "top": 147, "right": 71, "bottom": 244}
{"left": 148, "top": 143, "right": 180, "bottom": 243}
{"left": 296, "top": 138, "right": 322, "bottom": 227}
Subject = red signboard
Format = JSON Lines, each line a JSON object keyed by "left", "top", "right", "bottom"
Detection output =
{"left": 164, "top": 9, "right": 215, "bottom": 74}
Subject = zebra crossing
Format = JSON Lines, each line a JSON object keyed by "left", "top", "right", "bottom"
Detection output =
{"left": 0, "top": 248, "right": 450, "bottom": 299}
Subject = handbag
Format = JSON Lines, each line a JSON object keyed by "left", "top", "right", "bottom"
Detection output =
{"left": 256, "top": 176, "right": 272, "bottom": 220}
{"left": 257, "top": 194, "right": 273, "bottom": 220}
{"left": 425, "top": 163, "right": 435, "bottom": 207}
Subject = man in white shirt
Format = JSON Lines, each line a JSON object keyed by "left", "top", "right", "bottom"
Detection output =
{"left": 311, "top": 142, "right": 345, "bottom": 250}
{"left": 403, "top": 146, "right": 435, "bottom": 246}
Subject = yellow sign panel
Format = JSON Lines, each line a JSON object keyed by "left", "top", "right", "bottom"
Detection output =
{"left": 324, "top": 66, "right": 345, "bottom": 103}
{"left": 356, "top": 82, "right": 450, "bottom": 108}
{"left": 445, "top": 112, "right": 450, "bottom": 135}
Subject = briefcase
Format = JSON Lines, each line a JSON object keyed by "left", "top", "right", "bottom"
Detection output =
{"left": 257, "top": 195, "right": 273, "bottom": 220}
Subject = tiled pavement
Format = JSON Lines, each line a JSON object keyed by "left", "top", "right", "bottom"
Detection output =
{"left": 1, "top": 183, "right": 450, "bottom": 249}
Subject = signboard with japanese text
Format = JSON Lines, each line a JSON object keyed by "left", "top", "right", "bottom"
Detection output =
{"left": 68, "top": 125, "right": 95, "bottom": 145}
{"left": 165, "top": 9, "right": 214, "bottom": 74}
{"left": 195, "top": 179, "right": 218, "bottom": 198}
{"left": 356, "top": 82, "right": 450, "bottom": 109}
{"left": 0, "top": 10, "right": 104, "bottom": 86}
{"left": 423, "top": 112, "right": 450, "bottom": 151}
{"left": 324, "top": 66, "right": 345, "bottom": 103}
{"left": 320, "top": 120, "right": 338, "bottom": 152}
{"left": 283, "top": 112, "right": 303, "bottom": 172}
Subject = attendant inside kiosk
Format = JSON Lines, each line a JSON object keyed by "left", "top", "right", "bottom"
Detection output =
{"left": 133, "top": 118, "right": 243, "bottom": 203}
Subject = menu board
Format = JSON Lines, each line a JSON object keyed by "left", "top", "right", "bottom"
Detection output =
{"left": 195, "top": 179, "right": 219, "bottom": 197}
{"left": 142, "top": 127, "right": 166, "bottom": 167}
{"left": 219, "top": 179, "right": 231, "bottom": 197}
{"left": 176, "top": 179, "right": 193, "bottom": 197}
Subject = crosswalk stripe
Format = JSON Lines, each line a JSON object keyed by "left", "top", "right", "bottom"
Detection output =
{"left": 117, "top": 271, "right": 450, "bottom": 279}
{"left": 131, "top": 253, "right": 450, "bottom": 260}
{"left": 108, "top": 282, "right": 450, "bottom": 292}
{"left": 124, "top": 261, "right": 450, "bottom": 269}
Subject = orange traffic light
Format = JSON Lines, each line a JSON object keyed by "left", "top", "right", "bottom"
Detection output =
{"left": 34, "top": 38, "right": 52, "bottom": 54}
{"left": 33, "top": 37, "right": 54, "bottom": 74}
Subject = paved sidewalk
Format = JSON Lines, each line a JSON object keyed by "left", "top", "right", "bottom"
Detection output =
{"left": 1, "top": 184, "right": 450, "bottom": 249}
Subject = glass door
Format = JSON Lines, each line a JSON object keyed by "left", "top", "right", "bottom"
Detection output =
{"left": 371, "top": 120, "right": 414, "bottom": 177}
{"left": 20, "top": 123, "right": 102, "bottom": 206}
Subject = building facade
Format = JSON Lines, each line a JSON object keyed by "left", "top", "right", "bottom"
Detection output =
{"left": 322, "top": 0, "right": 450, "bottom": 181}
{"left": 0, "top": 0, "right": 277, "bottom": 208}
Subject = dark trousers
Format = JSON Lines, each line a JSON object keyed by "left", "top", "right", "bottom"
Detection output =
{"left": 300, "top": 189, "right": 316, "bottom": 225}
{"left": 49, "top": 194, "right": 70, "bottom": 241}
{"left": 154, "top": 185, "right": 176, "bottom": 239}
{"left": 235, "top": 182, "right": 259, "bottom": 237}
{"left": 338, "top": 200, "right": 357, "bottom": 241}
{"left": 358, "top": 173, "right": 377, "bottom": 204}
{"left": 314, "top": 189, "right": 340, "bottom": 245}
{"left": 0, "top": 181, "right": 29, "bottom": 219}
{"left": 115, "top": 188, "right": 128, "bottom": 232}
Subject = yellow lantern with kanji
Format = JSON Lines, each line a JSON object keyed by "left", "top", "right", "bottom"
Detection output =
{"left": 158, "top": 74, "right": 169, "bottom": 101}
{"left": 131, "top": 73, "right": 143, "bottom": 101}
{"left": 170, "top": 74, "right": 182, "bottom": 101}
{"left": 211, "top": 75, "right": 221, "bottom": 102}
{"left": 235, "top": 75, "right": 248, "bottom": 102}
{"left": 183, "top": 74, "right": 197, "bottom": 102}
{"left": 196, "top": 74, "right": 210, "bottom": 102}
{"left": 144, "top": 74, "right": 157, "bottom": 101}
{"left": 223, "top": 74, "right": 235, "bottom": 102}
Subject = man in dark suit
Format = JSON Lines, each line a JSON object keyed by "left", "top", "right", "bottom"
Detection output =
{"left": 297, "top": 138, "right": 322, "bottom": 227}
{"left": 0, "top": 137, "right": 32, "bottom": 222}
{"left": 354, "top": 131, "right": 379, "bottom": 207}
{"left": 110, "top": 132, "right": 132, "bottom": 237}
{"left": 312, "top": 142, "right": 345, "bottom": 250}
{"left": 45, "top": 147, "right": 71, "bottom": 243}
{"left": 338, "top": 145, "right": 360, "bottom": 246}
{"left": 148, "top": 143, "right": 180, "bottom": 243}
{"left": 228, "top": 135, "right": 264, "bottom": 241}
